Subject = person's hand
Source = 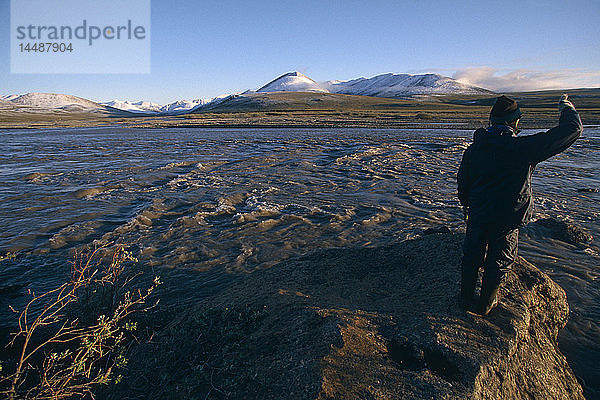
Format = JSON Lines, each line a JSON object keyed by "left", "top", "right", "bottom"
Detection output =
{"left": 462, "top": 206, "right": 469, "bottom": 222}
{"left": 558, "top": 94, "right": 576, "bottom": 115}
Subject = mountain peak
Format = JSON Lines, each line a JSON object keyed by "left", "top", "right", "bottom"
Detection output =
{"left": 257, "top": 71, "right": 327, "bottom": 93}
{"left": 282, "top": 71, "right": 310, "bottom": 79}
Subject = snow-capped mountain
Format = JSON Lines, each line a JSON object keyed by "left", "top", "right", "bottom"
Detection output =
{"left": 1, "top": 92, "right": 142, "bottom": 115}
{"left": 161, "top": 99, "right": 206, "bottom": 113}
{"left": 326, "top": 73, "right": 491, "bottom": 97}
{"left": 2, "top": 71, "right": 493, "bottom": 116}
{"left": 103, "top": 100, "right": 162, "bottom": 113}
{"left": 254, "top": 71, "right": 490, "bottom": 97}
{"left": 104, "top": 94, "right": 232, "bottom": 114}
{"left": 9, "top": 93, "right": 104, "bottom": 111}
{"left": 102, "top": 98, "right": 205, "bottom": 114}
{"left": 134, "top": 100, "right": 163, "bottom": 112}
{"left": 257, "top": 71, "right": 327, "bottom": 93}
{"left": 159, "top": 93, "right": 236, "bottom": 113}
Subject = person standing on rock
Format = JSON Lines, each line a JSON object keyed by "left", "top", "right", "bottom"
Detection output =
{"left": 457, "top": 94, "right": 582, "bottom": 315}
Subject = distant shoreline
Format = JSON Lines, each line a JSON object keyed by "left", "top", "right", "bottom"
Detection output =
{"left": 0, "top": 115, "right": 593, "bottom": 131}
{"left": 1, "top": 110, "right": 596, "bottom": 131}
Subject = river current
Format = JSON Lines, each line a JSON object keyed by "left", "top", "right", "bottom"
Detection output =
{"left": 1, "top": 127, "right": 598, "bottom": 396}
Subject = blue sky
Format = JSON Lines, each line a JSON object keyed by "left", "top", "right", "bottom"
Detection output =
{"left": 1, "top": 0, "right": 599, "bottom": 104}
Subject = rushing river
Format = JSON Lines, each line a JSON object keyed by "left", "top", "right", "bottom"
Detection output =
{"left": 1, "top": 127, "right": 598, "bottom": 397}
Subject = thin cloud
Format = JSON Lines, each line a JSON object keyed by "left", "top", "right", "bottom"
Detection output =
{"left": 453, "top": 67, "right": 600, "bottom": 92}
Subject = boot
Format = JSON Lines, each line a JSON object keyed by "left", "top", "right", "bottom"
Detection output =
{"left": 460, "top": 272, "right": 477, "bottom": 310}
{"left": 478, "top": 282, "right": 500, "bottom": 316}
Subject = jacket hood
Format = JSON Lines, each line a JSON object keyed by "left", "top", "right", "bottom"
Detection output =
{"left": 473, "top": 125, "right": 517, "bottom": 143}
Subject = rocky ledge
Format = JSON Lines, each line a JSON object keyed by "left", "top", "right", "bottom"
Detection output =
{"left": 118, "top": 233, "right": 584, "bottom": 399}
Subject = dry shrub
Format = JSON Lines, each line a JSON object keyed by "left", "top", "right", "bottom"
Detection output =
{"left": 0, "top": 244, "right": 160, "bottom": 399}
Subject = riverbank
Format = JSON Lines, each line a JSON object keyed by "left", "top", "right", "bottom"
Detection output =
{"left": 109, "top": 232, "right": 584, "bottom": 399}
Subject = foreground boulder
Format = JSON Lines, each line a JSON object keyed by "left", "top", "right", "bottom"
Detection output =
{"left": 525, "top": 217, "right": 593, "bottom": 245}
{"left": 117, "top": 233, "right": 583, "bottom": 399}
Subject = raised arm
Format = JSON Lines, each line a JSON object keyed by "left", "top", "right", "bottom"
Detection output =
{"left": 515, "top": 95, "right": 583, "bottom": 164}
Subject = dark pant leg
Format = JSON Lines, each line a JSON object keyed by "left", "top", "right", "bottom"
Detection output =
{"left": 481, "top": 228, "right": 518, "bottom": 292}
{"left": 461, "top": 223, "right": 488, "bottom": 301}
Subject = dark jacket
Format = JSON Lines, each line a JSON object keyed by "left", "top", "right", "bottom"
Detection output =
{"left": 457, "top": 108, "right": 582, "bottom": 229}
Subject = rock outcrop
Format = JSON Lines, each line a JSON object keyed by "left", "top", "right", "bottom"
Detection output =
{"left": 119, "top": 233, "right": 584, "bottom": 399}
{"left": 527, "top": 217, "right": 593, "bottom": 245}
